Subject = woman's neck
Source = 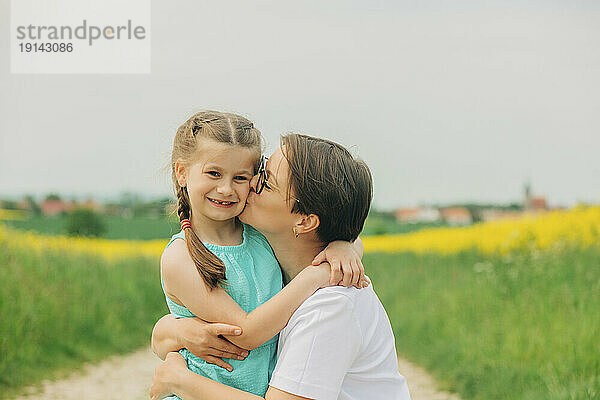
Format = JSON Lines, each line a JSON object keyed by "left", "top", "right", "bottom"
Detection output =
{"left": 264, "top": 231, "right": 325, "bottom": 284}
{"left": 190, "top": 214, "right": 241, "bottom": 246}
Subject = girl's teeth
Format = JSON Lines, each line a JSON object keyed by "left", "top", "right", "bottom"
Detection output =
{"left": 211, "top": 199, "right": 233, "bottom": 205}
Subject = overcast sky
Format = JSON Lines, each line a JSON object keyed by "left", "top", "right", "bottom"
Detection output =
{"left": 1, "top": 0, "right": 599, "bottom": 210}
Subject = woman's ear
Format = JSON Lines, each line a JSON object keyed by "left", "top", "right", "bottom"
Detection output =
{"left": 294, "top": 214, "right": 320, "bottom": 235}
{"left": 174, "top": 159, "right": 187, "bottom": 187}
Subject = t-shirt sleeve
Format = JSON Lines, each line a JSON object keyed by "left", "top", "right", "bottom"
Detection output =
{"left": 269, "top": 291, "right": 361, "bottom": 400}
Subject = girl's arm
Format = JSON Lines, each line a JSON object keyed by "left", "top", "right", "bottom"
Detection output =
{"left": 151, "top": 314, "right": 181, "bottom": 360}
{"left": 354, "top": 236, "right": 364, "bottom": 257}
{"left": 162, "top": 240, "right": 331, "bottom": 351}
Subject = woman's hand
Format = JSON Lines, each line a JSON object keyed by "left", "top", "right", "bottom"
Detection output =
{"left": 179, "top": 318, "right": 249, "bottom": 371}
{"left": 312, "top": 240, "right": 368, "bottom": 288}
{"left": 152, "top": 315, "right": 248, "bottom": 371}
{"left": 150, "top": 352, "right": 188, "bottom": 400}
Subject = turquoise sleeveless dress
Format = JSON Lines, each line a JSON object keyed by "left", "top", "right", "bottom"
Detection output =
{"left": 161, "top": 223, "right": 283, "bottom": 398}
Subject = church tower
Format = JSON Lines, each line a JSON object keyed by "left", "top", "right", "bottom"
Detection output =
{"left": 524, "top": 182, "right": 532, "bottom": 211}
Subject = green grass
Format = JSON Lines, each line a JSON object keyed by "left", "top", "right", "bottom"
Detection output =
{"left": 0, "top": 244, "right": 168, "bottom": 399}
{"left": 365, "top": 247, "right": 600, "bottom": 400}
{"left": 361, "top": 214, "right": 447, "bottom": 236}
{"left": 3, "top": 214, "right": 180, "bottom": 240}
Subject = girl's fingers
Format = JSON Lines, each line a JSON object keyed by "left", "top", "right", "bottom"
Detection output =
{"left": 341, "top": 259, "right": 353, "bottom": 287}
{"left": 204, "top": 355, "right": 234, "bottom": 372}
{"left": 356, "top": 259, "right": 365, "bottom": 288}
{"left": 358, "top": 260, "right": 366, "bottom": 288}
{"left": 329, "top": 259, "right": 342, "bottom": 285}
{"left": 350, "top": 259, "right": 360, "bottom": 287}
{"left": 358, "top": 259, "right": 365, "bottom": 281}
{"left": 312, "top": 250, "right": 327, "bottom": 265}
{"left": 361, "top": 276, "right": 371, "bottom": 288}
{"left": 350, "top": 260, "right": 360, "bottom": 289}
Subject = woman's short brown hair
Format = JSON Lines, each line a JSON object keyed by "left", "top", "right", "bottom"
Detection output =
{"left": 281, "top": 133, "right": 373, "bottom": 244}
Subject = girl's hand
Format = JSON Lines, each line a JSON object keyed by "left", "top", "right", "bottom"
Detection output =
{"left": 308, "top": 263, "right": 335, "bottom": 289}
{"left": 312, "top": 240, "right": 368, "bottom": 289}
{"left": 150, "top": 352, "right": 187, "bottom": 400}
{"left": 308, "top": 262, "right": 369, "bottom": 290}
{"left": 178, "top": 318, "right": 249, "bottom": 371}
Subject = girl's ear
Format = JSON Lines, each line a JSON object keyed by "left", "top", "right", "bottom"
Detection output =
{"left": 174, "top": 159, "right": 187, "bottom": 187}
{"left": 294, "top": 214, "right": 320, "bottom": 235}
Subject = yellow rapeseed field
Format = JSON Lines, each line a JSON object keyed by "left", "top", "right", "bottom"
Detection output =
{"left": 0, "top": 224, "right": 166, "bottom": 260}
{"left": 0, "top": 209, "right": 26, "bottom": 221}
{"left": 1, "top": 206, "right": 599, "bottom": 258}
{"left": 363, "top": 205, "right": 600, "bottom": 254}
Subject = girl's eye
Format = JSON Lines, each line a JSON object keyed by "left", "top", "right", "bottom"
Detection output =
{"left": 207, "top": 171, "right": 220, "bottom": 177}
{"left": 234, "top": 176, "right": 249, "bottom": 181}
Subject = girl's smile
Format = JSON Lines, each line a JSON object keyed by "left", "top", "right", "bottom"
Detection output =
{"left": 207, "top": 197, "right": 237, "bottom": 208}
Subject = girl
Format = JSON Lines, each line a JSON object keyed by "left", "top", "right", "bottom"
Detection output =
{"left": 161, "top": 111, "right": 366, "bottom": 399}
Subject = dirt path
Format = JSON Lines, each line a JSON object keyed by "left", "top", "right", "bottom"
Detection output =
{"left": 15, "top": 348, "right": 160, "bottom": 400}
{"left": 398, "top": 358, "right": 460, "bottom": 400}
{"left": 15, "top": 348, "right": 459, "bottom": 400}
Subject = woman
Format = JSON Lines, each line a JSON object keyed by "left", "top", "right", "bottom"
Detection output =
{"left": 150, "top": 133, "right": 411, "bottom": 400}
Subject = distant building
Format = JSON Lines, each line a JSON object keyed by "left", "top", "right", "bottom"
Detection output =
{"left": 531, "top": 197, "right": 547, "bottom": 211}
{"left": 41, "top": 199, "right": 75, "bottom": 216}
{"left": 394, "top": 207, "right": 441, "bottom": 223}
{"left": 524, "top": 183, "right": 548, "bottom": 212}
{"left": 480, "top": 209, "right": 524, "bottom": 222}
{"left": 17, "top": 199, "right": 31, "bottom": 211}
{"left": 81, "top": 198, "right": 104, "bottom": 213}
{"left": 440, "top": 207, "right": 472, "bottom": 225}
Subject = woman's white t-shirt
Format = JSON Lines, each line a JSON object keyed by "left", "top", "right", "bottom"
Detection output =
{"left": 269, "top": 281, "right": 411, "bottom": 400}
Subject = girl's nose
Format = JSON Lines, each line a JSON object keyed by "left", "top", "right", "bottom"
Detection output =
{"left": 216, "top": 181, "right": 234, "bottom": 195}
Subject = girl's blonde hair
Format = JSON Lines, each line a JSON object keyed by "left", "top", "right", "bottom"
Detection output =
{"left": 171, "top": 110, "right": 262, "bottom": 289}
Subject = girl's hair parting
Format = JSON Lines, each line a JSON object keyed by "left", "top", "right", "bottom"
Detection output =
{"left": 171, "top": 110, "right": 262, "bottom": 290}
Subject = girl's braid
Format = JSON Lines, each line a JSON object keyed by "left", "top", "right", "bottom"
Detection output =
{"left": 177, "top": 185, "right": 191, "bottom": 223}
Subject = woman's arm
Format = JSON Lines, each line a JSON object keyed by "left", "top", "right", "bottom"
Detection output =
{"left": 150, "top": 352, "right": 262, "bottom": 400}
{"left": 151, "top": 314, "right": 248, "bottom": 370}
{"left": 162, "top": 240, "right": 331, "bottom": 350}
{"left": 150, "top": 352, "right": 311, "bottom": 400}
